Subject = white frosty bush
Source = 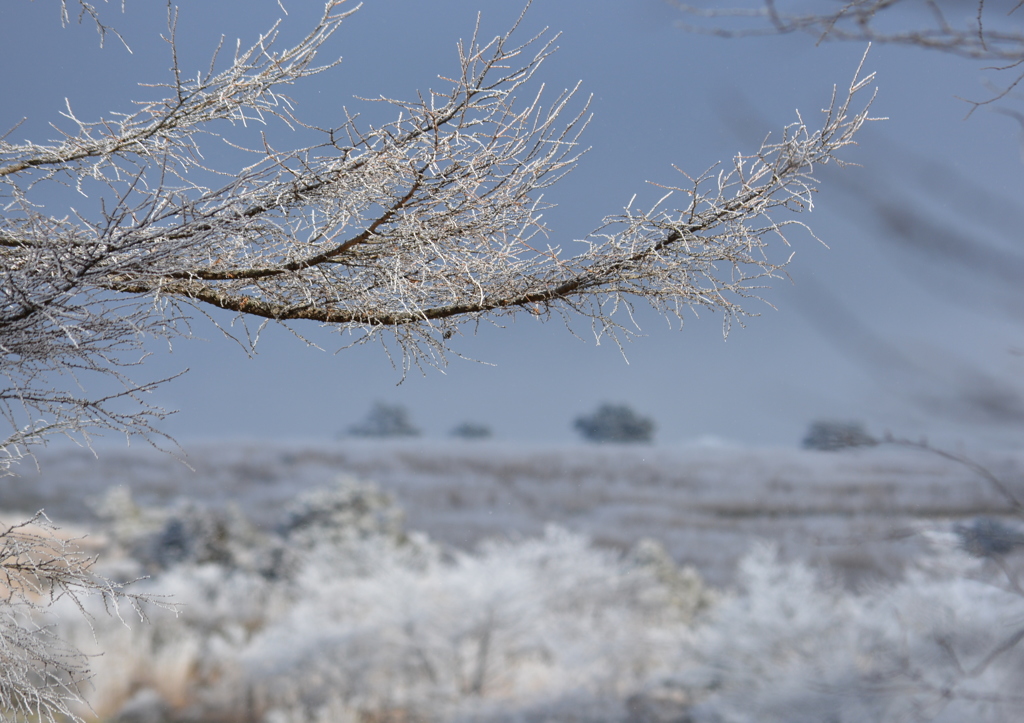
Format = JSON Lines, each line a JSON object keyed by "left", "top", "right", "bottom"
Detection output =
{"left": 241, "top": 526, "right": 709, "bottom": 721}
{"left": 91, "top": 486, "right": 271, "bottom": 575}
{"left": 47, "top": 474, "right": 1024, "bottom": 723}
{"left": 51, "top": 479, "right": 711, "bottom": 723}
{"left": 678, "top": 543, "right": 1024, "bottom": 723}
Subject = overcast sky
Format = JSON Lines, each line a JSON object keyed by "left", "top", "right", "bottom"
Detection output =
{"left": 3, "top": 0, "right": 1024, "bottom": 449}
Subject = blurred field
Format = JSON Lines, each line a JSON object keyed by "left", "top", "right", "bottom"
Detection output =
{"left": 6, "top": 440, "right": 1023, "bottom": 587}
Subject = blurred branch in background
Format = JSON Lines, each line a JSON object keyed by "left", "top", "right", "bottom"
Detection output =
{"left": 804, "top": 132, "right": 1024, "bottom": 428}
{"left": 713, "top": 86, "right": 1024, "bottom": 435}
{"left": 671, "top": 0, "right": 1024, "bottom": 117}
{"left": 690, "top": 1, "right": 1024, "bottom": 439}
{"left": 793, "top": 273, "right": 1024, "bottom": 429}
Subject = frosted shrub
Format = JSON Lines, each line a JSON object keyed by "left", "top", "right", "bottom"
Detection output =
{"left": 90, "top": 486, "right": 166, "bottom": 547}
{"left": 954, "top": 517, "right": 1024, "bottom": 558}
{"left": 276, "top": 477, "right": 437, "bottom": 578}
{"left": 50, "top": 480, "right": 711, "bottom": 723}
{"left": 679, "top": 542, "right": 1024, "bottom": 722}
{"left": 139, "top": 503, "right": 249, "bottom": 571}
{"left": 59, "top": 563, "right": 283, "bottom": 721}
{"left": 51, "top": 475, "right": 1024, "bottom": 723}
{"left": 627, "top": 538, "right": 717, "bottom": 621}
{"left": 242, "top": 527, "right": 703, "bottom": 721}
{"left": 48, "top": 474, "right": 1024, "bottom": 723}
{"left": 93, "top": 487, "right": 272, "bottom": 575}
{"left": 280, "top": 477, "right": 406, "bottom": 548}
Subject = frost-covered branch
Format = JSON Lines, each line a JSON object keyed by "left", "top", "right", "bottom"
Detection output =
{"left": 1, "top": 2, "right": 876, "bottom": 466}
{"left": 0, "top": 512, "right": 153, "bottom": 723}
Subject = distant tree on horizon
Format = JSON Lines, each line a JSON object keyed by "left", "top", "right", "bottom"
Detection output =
{"left": 450, "top": 421, "right": 493, "bottom": 440}
{"left": 801, "top": 420, "right": 876, "bottom": 451}
{"left": 347, "top": 402, "right": 421, "bottom": 438}
{"left": 574, "top": 403, "right": 656, "bottom": 444}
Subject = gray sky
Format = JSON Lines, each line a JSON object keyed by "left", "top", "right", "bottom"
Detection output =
{"left": 3, "top": 0, "right": 1023, "bottom": 448}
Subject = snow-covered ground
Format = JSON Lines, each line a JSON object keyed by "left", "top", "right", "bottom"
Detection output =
{"left": 7, "top": 440, "right": 1023, "bottom": 586}
{"left": 8, "top": 440, "right": 1024, "bottom": 723}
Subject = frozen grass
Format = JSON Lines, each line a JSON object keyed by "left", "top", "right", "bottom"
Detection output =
{"left": 51, "top": 480, "right": 713, "bottom": 722}
{"left": 5, "top": 442, "right": 1024, "bottom": 722}
{"left": 678, "top": 541, "right": 1024, "bottom": 722}
{"left": 8, "top": 440, "right": 1024, "bottom": 586}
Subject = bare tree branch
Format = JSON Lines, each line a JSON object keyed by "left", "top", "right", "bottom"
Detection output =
{"left": 0, "top": 512, "right": 158, "bottom": 723}
{"left": 2, "top": 3, "right": 878, "bottom": 457}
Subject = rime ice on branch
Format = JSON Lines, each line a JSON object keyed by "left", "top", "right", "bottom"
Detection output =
{"left": 0, "top": 1, "right": 877, "bottom": 467}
